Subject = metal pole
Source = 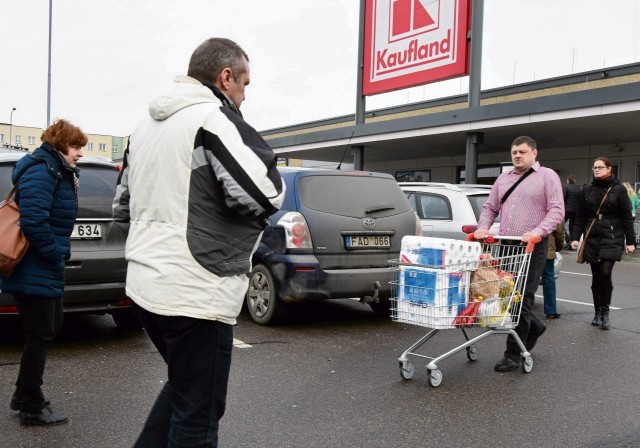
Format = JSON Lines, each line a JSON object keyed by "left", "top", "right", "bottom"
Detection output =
{"left": 465, "top": 0, "right": 484, "bottom": 184}
{"left": 9, "top": 107, "right": 16, "bottom": 146}
{"left": 47, "top": 0, "right": 53, "bottom": 126}
{"left": 355, "top": 0, "right": 366, "bottom": 125}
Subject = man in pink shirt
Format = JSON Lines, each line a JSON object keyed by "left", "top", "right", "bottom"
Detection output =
{"left": 474, "top": 136, "right": 564, "bottom": 372}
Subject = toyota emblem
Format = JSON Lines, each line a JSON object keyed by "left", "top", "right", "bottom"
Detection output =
{"left": 362, "top": 218, "right": 376, "bottom": 229}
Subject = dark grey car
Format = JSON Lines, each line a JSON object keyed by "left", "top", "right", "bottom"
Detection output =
{"left": 0, "top": 150, "right": 139, "bottom": 330}
{"left": 245, "top": 167, "right": 421, "bottom": 325}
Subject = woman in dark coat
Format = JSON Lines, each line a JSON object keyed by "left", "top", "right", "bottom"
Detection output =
{"left": 570, "top": 157, "right": 636, "bottom": 329}
{"left": 0, "top": 119, "right": 86, "bottom": 425}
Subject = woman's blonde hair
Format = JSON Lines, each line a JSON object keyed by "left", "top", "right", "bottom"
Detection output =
{"left": 622, "top": 181, "right": 636, "bottom": 199}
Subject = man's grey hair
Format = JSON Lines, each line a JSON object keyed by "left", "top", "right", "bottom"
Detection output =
{"left": 187, "top": 38, "right": 249, "bottom": 83}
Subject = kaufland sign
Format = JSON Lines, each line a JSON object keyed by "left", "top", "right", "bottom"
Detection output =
{"left": 363, "top": 0, "right": 471, "bottom": 95}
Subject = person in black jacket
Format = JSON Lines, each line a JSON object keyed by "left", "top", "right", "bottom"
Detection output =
{"left": 570, "top": 157, "right": 636, "bottom": 329}
{"left": 563, "top": 175, "right": 581, "bottom": 249}
{"left": 1, "top": 119, "right": 86, "bottom": 425}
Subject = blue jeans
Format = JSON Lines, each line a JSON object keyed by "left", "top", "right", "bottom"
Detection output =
{"left": 14, "top": 294, "right": 63, "bottom": 413}
{"left": 504, "top": 237, "right": 548, "bottom": 361}
{"left": 541, "top": 259, "right": 557, "bottom": 315}
{"left": 132, "top": 303, "right": 233, "bottom": 448}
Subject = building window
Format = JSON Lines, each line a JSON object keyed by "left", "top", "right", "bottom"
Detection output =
{"left": 15, "top": 135, "right": 21, "bottom": 144}
{"left": 0, "top": 134, "right": 4, "bottom": 142}
{"left": 112, "top": 145, "right": 119, "bottom": 153}
{"left": 99, "top": 143, "right": 106, "bottom": 152}
{"left": 28, "top": 136, "right": 36, "bottom": 145}
{"left": 88, "top": 142, "right": 94, "bottom": 150}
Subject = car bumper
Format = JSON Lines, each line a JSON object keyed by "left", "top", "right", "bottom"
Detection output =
{"left": 0, "top": 281, "right": 130, "bottom": 315}
{"left": 265, "top": 254, "right": 392, "bottom": 303}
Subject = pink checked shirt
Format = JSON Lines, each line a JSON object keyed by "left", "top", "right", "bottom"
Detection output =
{"left": 477, "top": 162, "right": 565, "bottom": 237}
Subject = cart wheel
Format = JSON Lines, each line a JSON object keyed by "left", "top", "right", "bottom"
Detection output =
{"left": 466, "top": 346, "right": 478, "bottom": 361}
{"left": 428, "top": 369, "right": 443, "bottom": 388}
{"left": 400, "top": 363, "right": 414, "bottom": 380}
{"left": 522, "top": 356, "right": 534, "bottom": 373}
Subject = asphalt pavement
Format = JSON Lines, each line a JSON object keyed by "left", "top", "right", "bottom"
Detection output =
{"left": 1, "top": 249, "right": 639, "bottom": 448}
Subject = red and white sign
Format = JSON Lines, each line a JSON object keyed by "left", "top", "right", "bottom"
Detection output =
{"left": 363, "top": 0, "right": 470, "bottom": 96}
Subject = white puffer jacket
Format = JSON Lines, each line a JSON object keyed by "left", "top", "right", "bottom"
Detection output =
{"left": 114, "top": 76, "right": 285, "bottom": 324}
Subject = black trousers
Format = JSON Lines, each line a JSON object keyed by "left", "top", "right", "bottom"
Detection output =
{"left": 504, "top": 237, "right": 548, "bottom": 361}
{"left": 132, "top": 303, "right": 234, "bottom": 448}
{"left": 14, "top": 294, "right": 63, "bottom": 413}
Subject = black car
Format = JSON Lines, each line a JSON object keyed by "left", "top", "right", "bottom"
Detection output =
{"left": 0, "top": 150, "right": 139, "bottom": 330}
{"left": 245, "top": 167, "right": 421, "bottom": 325}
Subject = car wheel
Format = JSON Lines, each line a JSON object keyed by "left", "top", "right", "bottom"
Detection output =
{"left": 246, "top": 264, "right": 284, "bottom": 325}
{"left": 369, "top": 299, "right": 391, "bottom": 317}
{"left": 111, "top": 310, "right": 143, "bottom": 331}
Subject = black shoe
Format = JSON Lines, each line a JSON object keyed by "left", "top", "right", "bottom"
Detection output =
{"left": 601, "top": 314, "right": 610, "bottom": 330}
{"left": 591, "top": 312, "right": 602, "bottom": 326}
{"left": 10, "top": 395, "right": 51, "bottom": 412}
{"left": 494, "top": 357, "right": 520, "bottom": 372}
{"left": 525, "top": 325, "right": 547, "bottom": 351}
{"left": 19, "top": 408, "right": 68, "bottom": 426}
{"left": 545, "top": 313, "right": 561, "bottom": 319}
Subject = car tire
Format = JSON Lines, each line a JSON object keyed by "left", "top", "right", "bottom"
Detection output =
{"left": 111, "top": 310, "right": 143, "bottom": 331}
{"left": 246, "top": 264, "right": 285, "bottom": 325}
{"left": 369, "top": 299, "right": 391, "bottom": 317}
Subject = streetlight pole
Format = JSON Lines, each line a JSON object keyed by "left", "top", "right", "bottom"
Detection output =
{"left": 9, "top": 107, "right": 16, "bottom": 147}
{"left": 47, "top": 0, "right": 53, "bottom": 126}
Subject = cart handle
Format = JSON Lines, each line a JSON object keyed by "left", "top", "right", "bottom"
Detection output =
{"left": 466, "top": 233, "right": 542, "bottom": 253}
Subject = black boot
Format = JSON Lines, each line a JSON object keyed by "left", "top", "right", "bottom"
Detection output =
{"left": 590, "top": 286, "right": 601, "bottom": 326}
{"left": 601, "top": 306, "right": 610, "bottom": 330}
{"left": 591, "top": 308, "right": 602, "bottom": 326}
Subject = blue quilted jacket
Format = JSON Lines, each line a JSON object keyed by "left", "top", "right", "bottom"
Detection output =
{"left": 0, "top": 143, "right": 79, "bottom": 298}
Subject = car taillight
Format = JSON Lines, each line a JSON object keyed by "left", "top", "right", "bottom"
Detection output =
{"left": 461, "top": 225, "right": 477, "bottom": 234}
{"left": 0, "top": 305, "right": 18, "bottom": 313}
{"left": 116, "top": 299, "right": 132, "bottom": 307}
{"left": 277, "top": 212, "right": 313, "bottom": 249}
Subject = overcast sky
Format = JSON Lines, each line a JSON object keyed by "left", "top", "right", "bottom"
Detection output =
{"left": 3, "top": 0, "right": 640, "bottom": 137}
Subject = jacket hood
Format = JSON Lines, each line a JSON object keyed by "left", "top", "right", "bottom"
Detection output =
{"left": 148, "top": 76, "right": 221, "bottom": 121}
{"left": 12, "top": 143, "right": 76, "bottom": 184}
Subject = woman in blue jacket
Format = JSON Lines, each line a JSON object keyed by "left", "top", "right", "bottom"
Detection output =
{"left": 1, "top": 119, "right": 86, "bottom": 425}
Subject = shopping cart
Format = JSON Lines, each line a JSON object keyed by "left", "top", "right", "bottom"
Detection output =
{"left": 390, "top": 234, "right": 540, "bottom": 388}
{"left": 634, "top": 222, "right": 640, "bottom": 245}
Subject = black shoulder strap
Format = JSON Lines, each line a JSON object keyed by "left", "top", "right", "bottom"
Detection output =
{"left": 501, "top": 167, "right": 534, "bottom": 205}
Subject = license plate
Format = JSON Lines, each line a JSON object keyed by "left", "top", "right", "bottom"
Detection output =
{"left": 345, "top": 235, "right": 390, "bottom": 249}
{"left": 71, "top": 223, "right": 102, "bottom": 239}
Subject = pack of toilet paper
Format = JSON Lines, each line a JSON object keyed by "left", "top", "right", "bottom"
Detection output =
{"left": 395, "top": 236, "right": 481, "bottom": 329}
{"left": 399, "top": 235, "right": 482, "bottom": 269}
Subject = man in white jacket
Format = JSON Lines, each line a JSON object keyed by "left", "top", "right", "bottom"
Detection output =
{"left": 114, "top": 38, "right": 284, "bottom": 447}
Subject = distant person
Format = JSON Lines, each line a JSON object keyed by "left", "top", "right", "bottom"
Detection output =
{"left": 622, "top": 181, "right": 640, "bottom": 218}
{"left": 113, "top": 37, "right": 285, "bottom": 446}
{"left": 563, "top": 174, "right": 581, "bottom": 249}
{"left": 1, "top": 119, "right": 86, "bottom": 425}
{"left": 475, "top": 136, "right": 564, "bottom": 372}
{"left": 570, "top": 157, "right": 635, "bottom": 329}
{"left": 542, "top": 221, "right": 564, "bottom": 319}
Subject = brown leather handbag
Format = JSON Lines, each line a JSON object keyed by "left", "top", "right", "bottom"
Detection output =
{"left": 0, "top": 184, "right": 29, "bottom": 277}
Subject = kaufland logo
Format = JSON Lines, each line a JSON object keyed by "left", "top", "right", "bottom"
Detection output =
{"left": 365, "top": 0, "right": 466, "bottom": 92}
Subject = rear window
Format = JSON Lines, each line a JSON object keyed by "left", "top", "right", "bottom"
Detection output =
{"left": 0, "top": 162, "right": 118, "bottom": 218}
{"left": 299, "top": 174, "right": 411, "bottom": 217}
{"left": 467, "top": 193, "right": 500, "bottom": 223}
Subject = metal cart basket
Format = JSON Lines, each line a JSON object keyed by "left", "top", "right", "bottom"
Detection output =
{"left": 634, "top": 222, "right": 640, "bottom": 244}
{"left": 390, "top": 235, "right": 540, "bottom": 387}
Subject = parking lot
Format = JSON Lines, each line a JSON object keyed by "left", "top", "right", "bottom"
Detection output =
{"left": 1, "top": 251, "right": 640, "bottom": 448}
